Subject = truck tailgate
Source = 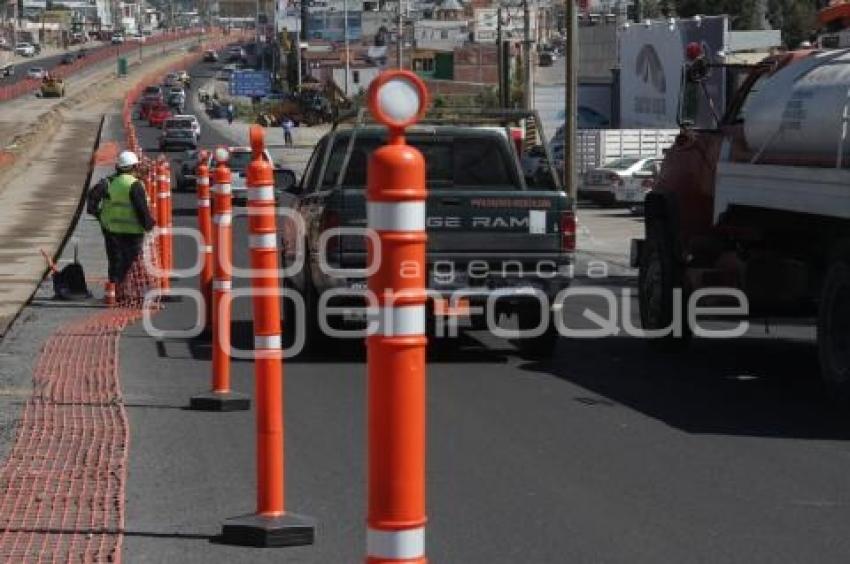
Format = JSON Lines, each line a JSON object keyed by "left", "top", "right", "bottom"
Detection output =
{"left": 338, "top": 188, "right": 569, "bottom": 259}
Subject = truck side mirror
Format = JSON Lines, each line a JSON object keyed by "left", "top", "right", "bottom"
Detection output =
{"left": 274, "top": 168, "right": 300, "bottom": 194}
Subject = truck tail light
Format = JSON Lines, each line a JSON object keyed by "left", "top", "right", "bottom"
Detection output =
{"left": 321, "top": 210, "right": 341, "bottom": 254}
{"left": 560, "top": 211, "right": 576, "bottom": 252}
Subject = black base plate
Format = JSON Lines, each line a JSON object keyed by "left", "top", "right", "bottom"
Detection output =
{"left": 220, "top": 512, "right": 316, "bottom": 547}
{"left": 188, "top": 391, "right": 251, "bottom": 412}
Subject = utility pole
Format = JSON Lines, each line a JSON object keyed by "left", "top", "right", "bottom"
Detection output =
{"left": 344, "top": 0, "right": 350, "bottom": 95}
{"left": 497, "top": 7, "right": 503, "bottom": 107}
{"left": 295, "top": 6, "right": 302, "bottom": 90}
{"left": 397, "top": 0, "right": 402, "bottom": 68}
{"left": 522, "top": 0, "right": 533, "bottom": 110}
{"left": 564, "top": 0, "right": 577, "bottom": 201}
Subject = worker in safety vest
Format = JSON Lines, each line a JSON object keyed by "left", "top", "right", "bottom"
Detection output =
{"left": 94, "top": 150, "right": 155, "bottom": 287}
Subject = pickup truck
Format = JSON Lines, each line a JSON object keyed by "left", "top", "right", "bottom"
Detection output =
{"left": 280, "top": 120, "right": 574, "bottom": 357}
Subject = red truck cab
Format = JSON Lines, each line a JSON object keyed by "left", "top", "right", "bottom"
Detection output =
{"left": 634, "top": 46, "right": 850, "bottom": 398}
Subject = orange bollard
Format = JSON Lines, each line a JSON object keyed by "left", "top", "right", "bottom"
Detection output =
{"left": 220, "top": 127, "right": 315, "bottom": 547}
{"left": 195, "top": 150, "right": 213, "bottom": 330}
{"left": 104, "top": 282, "right": 116, "bottom": 307}
{"left": 365, "top": 71, "right": 429, "bottom": 564}
{"left": 190, "top": 147, "right": 250, "bottom": 411}
{"left": 161, "top": 158, "right": 174, "bottom": 275}
{"left": 155, "top": 157, "right": 170, "bottom": 294}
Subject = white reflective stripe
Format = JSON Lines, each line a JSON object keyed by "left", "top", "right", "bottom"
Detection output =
{"left": 213, "top": 280, "right": 231, "bottom": 290}
{"left": 249, "top": 233, "right": 277, "bottom": 249}
{"left": 368, "top": 201, "right": 426, "bottom": 232}
{"left": 248, "top": 185, "right": 275, "bottom": 202}
{"left": 254, "top": 334, "right": 281, "bottom": 349}
{"left": 197, "top": 198, "right": 211, "bottom": 207}
{"left": 158, "top": 192, "right": 171, "bottom": 199}
{"left": 157, "top": 175, "right": 169, "bottom": 182}
{"left": 367, "top": 527, "right": 425, "bottom": 560}
{"left": 213, "top": 213, "right": 232, "bottom": 225}
{"left": 197, "top": 177, "right": 210, "bottom": 186}
{"left": 158, "top": 227, "right": 171, "bottom": 234}
{"left": 216, "top": 183, "right": 232, "bottom": 195}
{"left": 375, "top": 305, "right": 425, "bottom": 336}
{"left": 203, "top": 245, "right": 213, "bottom": 253}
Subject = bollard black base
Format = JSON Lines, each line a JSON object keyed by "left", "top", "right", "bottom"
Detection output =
{"left": 189, "top": 391, "right": 251, "bottom": 412}
{"left": 220, "top": 512, "right": 316, "bottom": 547}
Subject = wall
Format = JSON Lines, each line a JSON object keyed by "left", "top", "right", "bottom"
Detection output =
{"left": 452, "top": 43, "right": 497, "bottom": 84}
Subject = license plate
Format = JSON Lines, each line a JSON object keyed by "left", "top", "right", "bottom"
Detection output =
{"left": 433, "top": 298, "right": 470, "bottom": 317}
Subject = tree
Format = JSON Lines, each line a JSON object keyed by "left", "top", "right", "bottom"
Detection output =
{"left": 672, "top": 0, "right": 820, "bottom": 47}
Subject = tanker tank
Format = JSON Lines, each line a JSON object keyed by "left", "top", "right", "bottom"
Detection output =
{"left": 743, "top": 49, "right": 850, "bottom": 165}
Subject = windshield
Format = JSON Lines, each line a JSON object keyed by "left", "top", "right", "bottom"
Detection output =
{"left": 166, "top": 119, "right": 194, "bottom": 130}
{"left": 322, "top": 134, "right": 519, "bottom": 190}
{"left": 214, "top": 151, "right": 252, "bottom": 171}
{"left": 603, "top": 157, "right": 641, "bottom": 170}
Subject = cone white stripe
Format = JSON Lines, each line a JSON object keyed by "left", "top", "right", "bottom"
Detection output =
{"left": 158, "top": 227, "right": 171, "bottom": 234}
{"left": 203, "top": 245, "right": 213, "bottom": 253}
{"left": 367, "top": 527, "right": 425, "bottom": 560}
{"left": 375, "top": 305, "right": 425, "bottom": 336}
{"left": 248, "top": 185, "right": 275, "bottom": 201}
{"left": 213, "top": 280, "right": 231, "bottom": 290}
{"left": 212, "top": 183, "right": 232, "bottom": 195}
{"left": 368, "top": 201, "right": 425, "bottom": 232}
{"left": 197, "top": 198, "right": 211, "bottom": 207}
{"left": 249, "top": 233, "right": 277, "bottom": 249}
{"left": 157, "top": 192, "right": 171, "bottom": 199}
{"left": 213, "top": 213, "right": 232, "bottom": 225}
{"left": 197, "top": 177, "right": 210, "bottom": 186}
{"left": 254, "top": 334, "right": 281, "bottom": 349}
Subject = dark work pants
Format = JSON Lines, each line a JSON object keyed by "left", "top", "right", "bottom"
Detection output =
{"left": 103, "top": 230, "right": 145, "bottom": 284}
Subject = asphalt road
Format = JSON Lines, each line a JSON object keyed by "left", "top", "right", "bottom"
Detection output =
{"left": 0, "top": 44, "right": 112, "bottom": 86}
{"left": 119, "top": 64, "right": 850, "bottom": 563}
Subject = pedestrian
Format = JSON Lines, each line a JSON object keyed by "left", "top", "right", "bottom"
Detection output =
{"left": 87, "top": 150, "right": 155, "bottom": 302}
{"left": 282, "top": 116, "right": 294, "bottom": 146}
{"left": 226, "top": 102, "right": 234, "bottom": 125}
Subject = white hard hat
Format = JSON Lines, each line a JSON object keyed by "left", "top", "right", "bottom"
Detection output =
{"left": 117, "top": 150, "right": 139, "bottom": 169}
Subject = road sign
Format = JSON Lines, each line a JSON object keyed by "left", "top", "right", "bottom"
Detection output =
{"left": 229, "top": 70, "right": 271, "bottom": 98}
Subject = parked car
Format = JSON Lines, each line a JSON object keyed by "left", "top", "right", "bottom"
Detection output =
{"left": 148, "top": 103, "right": 173, "bottom": 128}
{"left": 203, "top": 49, "right": 219, "bottom": 62}
{"left": 77, "top": 48, "right": 88, "bottom": 59}
{"left": 111, "top": 34, "right": 125, "bottom": 45}
{"left": 207, "top": 147, "right": 273, "bottom": 205}
{"left": 159, "top": 118, "right": 198, "bottom": 151}
{"left": 615, "top": 158, "right": 662, "bottom": 214}
{"left": 226, "top": 45, "right": 245, "bottom": 62}
{"left": 582, "top": 157, "right": 662, "bottom": 206}
{"left": 26, "top": 67, "right": 46, "bottom": 80}
{"left": 15, "top": 42, "right": 35, "bottom": 57}
{"left": 175, "top": 150, "right": 200, "bottom": 190}
{"left": 0, "top": 63, "right": 14, "bottom": 77}
{"left": 171, "top": 114, "right": 201, "bottom": 138}
{"left": 60, "top": 53, "right": 75, "bottom": 65}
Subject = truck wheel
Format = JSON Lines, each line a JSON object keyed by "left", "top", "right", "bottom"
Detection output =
{"left": 638, "top": 230, "right": 691, "bottom": 348}
{"left": 818, "top": 258, "right": 850, "bottom": 399}
{"left": 513, "top": 307, "right": 559, "bottom": 358}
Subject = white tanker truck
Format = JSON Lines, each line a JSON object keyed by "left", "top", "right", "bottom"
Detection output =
{"left": 632, "top": 46, "right": 850, "bottom": 399}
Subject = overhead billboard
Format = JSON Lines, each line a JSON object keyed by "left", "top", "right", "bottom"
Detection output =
{"left": 619, "top": 15, "right": 728, "bottom": 128}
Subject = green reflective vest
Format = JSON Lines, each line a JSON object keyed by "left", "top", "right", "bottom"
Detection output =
{"left": 100, "top": 173, "right": 145, "bottom": 235}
